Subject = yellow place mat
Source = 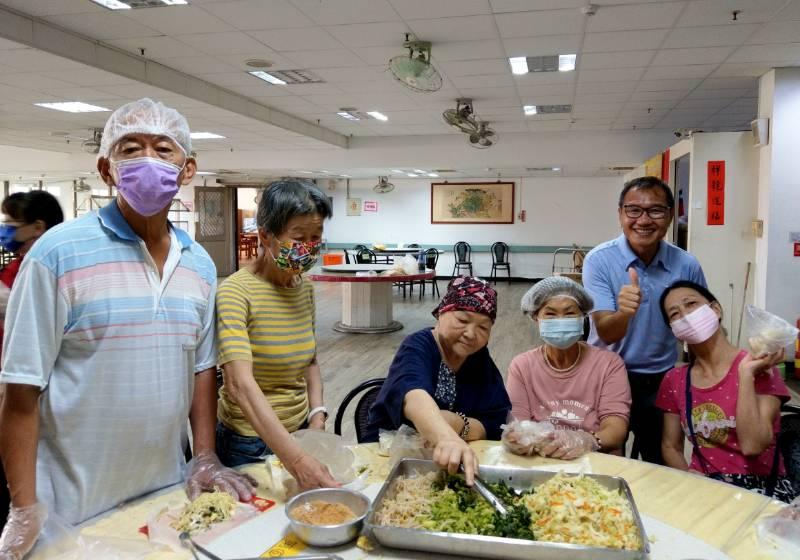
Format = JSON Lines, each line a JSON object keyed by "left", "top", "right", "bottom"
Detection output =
{"left": 261, "top": 532, "right": 307, "bottom": 557}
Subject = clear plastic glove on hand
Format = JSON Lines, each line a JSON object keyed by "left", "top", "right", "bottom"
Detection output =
{"left": 0, "top": 503, "right": 47, "bottom": 560}
{"left": 500, "top": 420, "right": 556, "bottom": 456}
{"left": 185, "top": 450, "right": 258, "bottom": 501}
{"left": 538, "top": 429, "right": 599, "bottom": 460}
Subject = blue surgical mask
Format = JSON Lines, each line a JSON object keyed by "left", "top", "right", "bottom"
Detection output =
{"left": 0, "top": 224, "right": 22, "bottom": 253}
{"left": 538, "top": 317, "right": 584, "bottom": 349}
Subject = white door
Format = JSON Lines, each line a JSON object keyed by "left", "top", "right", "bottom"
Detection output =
{"left": 195, "top": 186, "right": 235, "bottom": 277}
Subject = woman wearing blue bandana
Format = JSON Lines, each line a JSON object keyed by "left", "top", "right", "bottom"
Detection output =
{"left": 503, "top": 277, "right": 631, "bottom": 459}
{"left": 215, "top": 179, "right": 339, "bottom": 491}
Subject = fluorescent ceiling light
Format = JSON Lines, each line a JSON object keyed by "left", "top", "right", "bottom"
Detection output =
{"left": 366, "top": 111, "right": 388, "bottom": 121}
{"left": 299, "top": 170, "right": 314, "bottom": 174}
{"left": 427, "top": 173, "right": 439, "bottom": 178}
{"left": 34, "top": 101, "right": 111, "bottom": 113}
{"left": 320, "top": 170, "right": 330, "bottom": 173}
{"left": 190, "top": 131, "right": 226, "bottom": 139}
{"left": 407, "top": 173, "right": 418, "bottom": 178}
{"left": 248, "top": 70, "right": 287, "bottom": 85}
{"left": 509, "top": 56, "right": 529, "bottom": 75}
{"left": 195, "top": 171, "right": 216, "bottom": 175}
{"left": 336, "top": 111, "right": 360, "bottom": 121}
{"left": 90, "top": 0, "right": 131, "bottom": 9}
{"left": 413, "top": 169, "right": 427, "bottom": 174}
{"left": 559, "top": 54, "right": 577, "bottom": 72}
{"left": 391, "top": 169, "right": 404, "bottom": 173}
{"left": 552, "top": 167, "right": 561, "bottom": 172}
{"left": 523, "top": 105, "right": 537, "bottom": 116}
{"left": 340, "top": 174, "right": 351, "bottom": 178}
{"left": 161, "top": 0, "right": 188, "bottom": 4}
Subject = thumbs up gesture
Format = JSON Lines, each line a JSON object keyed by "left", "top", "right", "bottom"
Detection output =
{"left": 617, "top": 267, "right": 642, "bottom": 316}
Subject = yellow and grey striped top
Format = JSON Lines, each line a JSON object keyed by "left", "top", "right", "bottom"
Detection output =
{"left": 216, "top": 268, "right": 316, "bottom": 436}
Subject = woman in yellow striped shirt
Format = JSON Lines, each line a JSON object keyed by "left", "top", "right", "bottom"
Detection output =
{"left": 216, "top": 179, "right": 338, "bottom": 490}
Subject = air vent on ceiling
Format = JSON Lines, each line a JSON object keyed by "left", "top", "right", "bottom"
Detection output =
{"left": 264, "top": 69, "right": 325, "bottom": 84}
{"left": 525, "top": 55, "right": 559, "bottom": 73}
{"left": 434, "top": 169, "right": 457, "bottom": 173}
{"left": 526, "top": 167, "right": 561, "bottom": 172}
{"left": 610, "top": 166, "right": 636, "bottom": 171}
{"left": 535, "top": 104, "right": 572, "bottom": 114}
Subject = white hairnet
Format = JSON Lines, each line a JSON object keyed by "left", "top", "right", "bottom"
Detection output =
{"left": 521, "top": 276, "right": 593, "bottom": 316}
{"left": 98, "top": 98, "right": 192, "bottom": 159}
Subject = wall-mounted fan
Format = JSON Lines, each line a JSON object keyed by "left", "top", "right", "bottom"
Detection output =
{"left": 52, "top": 129, "right": 103, "bottom": 153}
{"left": 373, "top": 176, "right": 395, "bottom": 193}
{"left": 73, "top": 178, "right": 91, "bottom": 192}
{"left": 388, "top": 35, "right": 443, "bottom": 93}
{"left": 469, "top": 122, "right": 498, "bottom": 149}
{"left": 442, "top": 98, "right": 480, "bottom": 134}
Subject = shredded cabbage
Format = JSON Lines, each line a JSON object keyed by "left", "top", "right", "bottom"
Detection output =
{"left": 170, "top": 491, "right": 237, "bottom": 534}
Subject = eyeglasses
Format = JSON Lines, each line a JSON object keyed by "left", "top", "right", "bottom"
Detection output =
{"left": 622, "top": 204, "right": 670, "bottom": 220}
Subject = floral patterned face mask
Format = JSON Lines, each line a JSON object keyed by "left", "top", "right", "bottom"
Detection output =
{"left": 270, "top": 238, "right": 321, "bottom": 274}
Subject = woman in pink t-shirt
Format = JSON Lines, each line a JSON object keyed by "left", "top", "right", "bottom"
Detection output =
{"left": 504, "top": 277, "right": 632, "bottom": 459}
{"left": 656, "top": 280, "right": 795, "bottom": 503}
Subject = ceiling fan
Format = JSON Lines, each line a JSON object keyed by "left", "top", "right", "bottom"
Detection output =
{"left": 52, "top": 129, "right": 103, "bottom": 154}
{"left": 469, "top": 122, "right": 498, "bottom": 149}
{"left": 373, "top": 176, "right": 395, "bottom": 193}
{"left": 442, "top": 98, "right": 481, "bottom": 134}
{"left": 388, "top": 34, "right": 443, "bottom": 93}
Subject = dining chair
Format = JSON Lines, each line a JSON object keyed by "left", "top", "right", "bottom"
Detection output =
{"left": 489, "top": 242, "right": 511, "bottom": 284}
{"left": 333, "top": 378, "right": 386, "bottom": 443}
{"left": 419, "top": 248, "right": 440, "bottom": 299}
{"left": 451, "top": 241, "right": 473, "bottom": 277}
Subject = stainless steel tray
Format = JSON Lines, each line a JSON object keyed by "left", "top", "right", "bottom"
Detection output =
{"left": 364, "top": 459, "right": 649, "bottom": 560}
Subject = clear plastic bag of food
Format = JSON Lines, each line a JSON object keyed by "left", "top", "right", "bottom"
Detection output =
{"left": 756, "top": 497, "right": 800, "bottom": 558}
{"left": 745, "top": 305, "right": 798, "bottom": 357}
{"left": 500, "top": 419, "right": 556, "bottom": 456}
{"left": 387, "top": 424, "right": 432, "bottom": 468}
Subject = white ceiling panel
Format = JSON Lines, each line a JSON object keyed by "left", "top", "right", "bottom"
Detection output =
{"left": 125, "top": 5, "right": 234, "bottom": 35}
{"left": 636, "top": 78, "right": 702, "bottom": 91}
{"left": 246, "top": 28, "right": 343, "bottom": 51}
{"left": 513, "top": 71, "right": 575, "bottom": 87}
{"left": 662, "top": 24, "right": 759, "bottom": 48}
{"left": 495, "top": 9, "right": 586, "bottom": 38}
{"left": 579, "top": 50, "right": 656, "bottom": 69}
{"left": 587, "top": 2, "right": 685, "bottom": 33}
{"left": 176, "top": 31, "right": 272, "bottom": 56}
{"left": 490, "top": 0, "right": 585, "bottom": 12}
{"left": 42, "top": 12, "right": 162, "bottom": 40}
{"left": 107, "top": 36, "right": 197, "bottom": 58}
{"left": 642, "top": 64, "right": 717, "bottom": 80}
{"left": 728, "top": 43, "right": 800, "bottom": 63}
{"left": 0, "top": 38, "right": 25, "bottom": 50}
{"left": 310, "top": 66, "right": 386, "bottom": 83}
{"left": 675, "top": 98, "right": 730, "bottom": 110}
{"left": 711, "top": 63, "right": 771, "bottom": 78}
{"left": 576, "top": 81, "right": 638, "bottom": 94}
{"left": 438, "top": 59, "right": 510, "bottom": 77}
{"left": 407, "top": 16, "right": 499, "bottom": 43}
{"left": 675, "top": 0, "right": 788, "bottom": 27}
{"left": 46, "top": 68, "right": 138, "bottom": 87}
{"left": 652, "top": 46, "right": 735, "bottom": 66}
{"left": 195, "top": 71, "right": 274, "bottom": 87}
{"left": 630, "top": 89, "right": 685, "bottom": 101}
{"left": 351, "top": 45, "right": 402, "bottom": 66}
{"left": 431, "top": 39, "right": 506, "bottom": 62}
{"left": 578, "top": 68, "right": 646, "bottom": 83}
{"left": 575, "top": 92, "right": 631, "bottom": 103}
{"left": 203, "top": 0, "right": 314, "bottom": 30}
{"left": 337, "top": 77, "right": 405, "bottom": 94}
{"left": 0, "top": 48, "right": 87, "bottom": 72}
{"left": 292, "top": 0, "right": 398, "bottom": 25}
{"left": 389, "top": 0, "right": 490, "bottom": 20}
{"left": 0, "top": 72, "right": 77, "bottom": 92}
{"left": 685, "top": 87, "right": 752, "bottom": 99}
{"left": 213, "top": 51, "right": 298, "bottom": 71}
{"left": 448, "top": 73, "right": 515, "bottom": 89}
{"left": 697, "top": 77, "right": 760, "bottom": 89}
{"left": 281, "top": 49, "right": 365, "bottom": 68}
{"left": 501, "top": 34, "right": 583, "bottom": 57}
{"left": 583, "top": 29, "right": 670, "bottom": 52}
{"left": 774, "top": 1, "right": 800, "bottom": 20}
{"left": 516, "top": 83, "right": 574, "bottom": 97}
{"left": 326, "top": 21, "right": 411, "bottom": 47}
{"left": 153, "top": 56, "right": 238, "bottom": 75}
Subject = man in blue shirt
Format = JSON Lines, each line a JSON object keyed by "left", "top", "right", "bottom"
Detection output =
{"left": 583, "top": 176, "right": 706, "bottom": 465}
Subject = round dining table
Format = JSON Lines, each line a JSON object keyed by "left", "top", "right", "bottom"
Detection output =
{"left": 34, "top": 441, "right": 788, "bottom": 560}
{"left": 307, "top": 264, "right": 435, "bottom": 333}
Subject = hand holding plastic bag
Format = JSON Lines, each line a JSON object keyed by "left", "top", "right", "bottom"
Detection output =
{"left": 539, "top": 429, "right": 599, "bottom": 460}
{"left": 0, "top": 503, "right": 47, "bottom": 560}
{"left": 501, "top": 420, "right": 556, "bottom": 456}
{"left": 745, "top": 305, "right": 799, "bottom": 357}
{"left": 185, "top": 450, "right": 257, "bottom": 501}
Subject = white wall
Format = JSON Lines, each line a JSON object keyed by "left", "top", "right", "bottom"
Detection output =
{"left": 686, "top": 132, "right": 759, "bottom": 340}
{"left": 324, "top": 176, "right": 624, "bottom": 279}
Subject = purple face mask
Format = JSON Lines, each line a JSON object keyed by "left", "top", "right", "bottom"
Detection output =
{"left": 113, "top": 157, "right": 182, "bottom": 217}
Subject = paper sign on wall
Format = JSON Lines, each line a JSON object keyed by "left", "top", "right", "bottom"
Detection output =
{"left": 346, "top": 198, "right": 361, "bottom": 216}
{"left": 707, "top": 161, "right": 725, "bottom": 226}
{"left": 794, "top": 242, "right": 800, "bottom": 257}
{"left": 363, "top": 200, "right": 378, "bottom": 212}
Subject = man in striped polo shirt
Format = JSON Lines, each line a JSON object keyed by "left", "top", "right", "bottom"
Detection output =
{"left": 0, "top": 99, "right": 254, "bottom": 558}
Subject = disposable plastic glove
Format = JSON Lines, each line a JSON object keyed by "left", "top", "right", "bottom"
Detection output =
{"left": 185, "top": 450, "right": 258, "bottom": 501}
{"left": 500, "top": 420, "right": 556, "bottom": 456}
{"left": 538, "top": 429, "right": 599, "bottom": 460}
{"left": 0, "top": 502, "right": 47, "bottom": 560}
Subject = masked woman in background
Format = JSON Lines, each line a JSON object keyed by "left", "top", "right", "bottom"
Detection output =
{"left": 215, "top": 179, "right": 339, "bottom": 490}
{"left": 503, "top": 277, "right": 631, "bottom": 459}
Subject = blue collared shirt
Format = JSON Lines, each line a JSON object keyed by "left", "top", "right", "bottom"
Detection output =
{"left": 583, "top": 234, "right": 706, "bottom": 374}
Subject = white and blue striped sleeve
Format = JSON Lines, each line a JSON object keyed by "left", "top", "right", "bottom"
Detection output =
{"left": 0, "top": 258, "right": 67, "bottom": 388}
{"left": 194, "top": 277, "right": 217, "bottom": 373}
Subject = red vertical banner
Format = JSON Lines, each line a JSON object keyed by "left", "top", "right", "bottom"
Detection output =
{"left": 661, "top": 149, "right": 670, "bottom": 183}
{"left": 707, "top": 160, "right": 725, "bottom": 226}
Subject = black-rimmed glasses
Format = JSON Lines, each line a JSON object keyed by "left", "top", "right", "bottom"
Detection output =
{"left": 622, "top": 204, "right": 670, "bottom": 220}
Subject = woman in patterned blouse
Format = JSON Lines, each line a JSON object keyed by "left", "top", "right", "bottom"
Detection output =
{"left": 365, "top": 276, "right": 511, "bottom": 485}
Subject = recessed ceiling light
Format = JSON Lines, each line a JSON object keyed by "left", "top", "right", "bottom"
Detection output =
{"left": 244, "top": 58, "right": 273, "bottom": 69}
{"left": 34, "top": 102, "right": 111, "bottom": 113}
{"left": 366, "top": 111, "right": 388, "bottom": 121}
{"left": 248, "top": 70, "right": 287, "bottom": 85}
{"left": 336, "top": 111, "right": 360, "bottom": 121}
{"left": 190, "top": 131, "right": 226, "bottom": 139}
{"left": 523, "top": 105, "right": 537, "bottom": 116}
{"left": 559, "top": 54, "right": 577, "bottom": 72}
{"left": 89, "top": 0, "right": 131, "bottom": 8}
{"left": 407, "top": 173, "right": 418, "bottom": 178}
{"left": 509, "top": 56, "right": 528, "bottom": 75}
{"left": 427, "top": 173, "right": 439, "bottom": 178}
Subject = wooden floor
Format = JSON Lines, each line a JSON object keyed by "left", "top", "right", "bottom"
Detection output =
{"left": 311, "top": 279, "right": 540, "bottom": 441}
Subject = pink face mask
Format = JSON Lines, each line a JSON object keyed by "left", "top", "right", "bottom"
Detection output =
{"left": 670, "top": 304, "right": 719, "bottom": 344}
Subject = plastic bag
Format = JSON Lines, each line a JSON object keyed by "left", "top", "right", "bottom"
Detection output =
{"left": 292, "top": 430, "right": 356, "bottom": 484}
{"left": 745, "top": 305, "right": 799, "bottom": 357}
{"left": 756, "top": 497, "right": 800, "bottom": 558}
{"left": 501, "top": 420, "right": 556, "bottom": 456}
{"left": 387, "top": 425, "right": 433, "bottom": 468}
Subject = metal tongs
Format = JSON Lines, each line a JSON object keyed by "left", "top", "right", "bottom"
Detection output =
{"left": 179, "top": 531, "right": 343, "bottom": 560}
{"left": 457, "top": 465, "right": 508, "bottom": 516}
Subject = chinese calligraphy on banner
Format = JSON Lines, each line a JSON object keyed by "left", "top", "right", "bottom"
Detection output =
{"left": 707, "top": 160, "right": 725, "bottom": 226}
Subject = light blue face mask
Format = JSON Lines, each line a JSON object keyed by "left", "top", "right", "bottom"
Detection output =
{"left": 538, "top": 317, "right": 584, "bottom": 349}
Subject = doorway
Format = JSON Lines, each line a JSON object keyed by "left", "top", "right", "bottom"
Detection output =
{"left": 236, "top": 187, "right": 261, "bottom": 269}
{"left": 672, "top": 154, "right": 690, "bottom": 251}
{"left": 194, "top": 186, "right": 236, "bottom": 277}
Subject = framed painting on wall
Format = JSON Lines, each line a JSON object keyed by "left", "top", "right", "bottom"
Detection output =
{"left": 431, "top": 182, "right": 514, "bottom": 224}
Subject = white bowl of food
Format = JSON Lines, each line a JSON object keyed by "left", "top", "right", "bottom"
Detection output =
{"left": 285, "top": 488, "right": 370, "bottom": 547}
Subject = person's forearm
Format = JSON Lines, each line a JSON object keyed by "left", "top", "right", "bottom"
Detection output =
{"left": 189, "top": 368, "right": 218, "bottom": 455}
{"left": 439, "top": 410, "right": 486, "bottom": 441}
{"left": 593, "top": 312, "right": 632, "bottom": 344}
{"left": 662, "top": 443, "right": 689, "bottom": 470}
{"left": 735, "top": 376, "right": 774, "bottom": 456}
{"left": 404, "top": 389, "right": 458, "bottom": 445}
{"left": 303, "top": 358, "right": 324, "bottom": 410}
{"left": 596, "top": 416, "right": 628, "bottom": 451}
{"left": 0, "top": 385, "right": 40, "bottom": 506}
